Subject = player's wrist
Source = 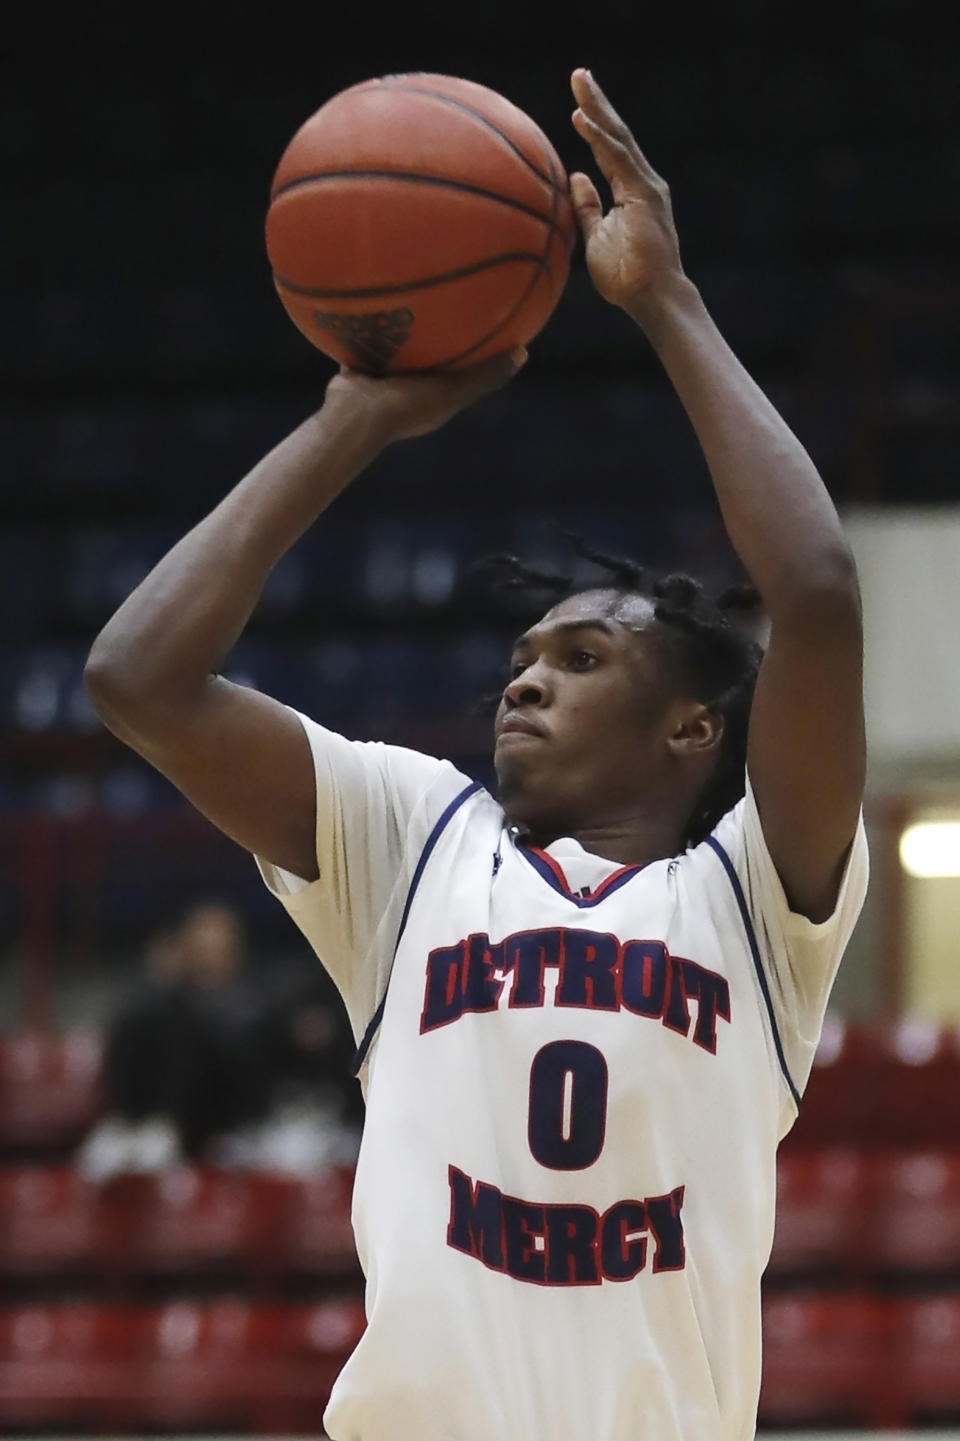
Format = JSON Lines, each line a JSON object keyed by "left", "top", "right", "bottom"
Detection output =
{"left": 626, "top": 273, "right": 703, "bottom": 345}
{"left": 319, "top": 376, "right": 403, "bottom": 455}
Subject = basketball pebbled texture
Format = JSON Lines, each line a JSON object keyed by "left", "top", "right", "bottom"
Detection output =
{"left": 266, "top": 74, "right": 577, "bottom": 372}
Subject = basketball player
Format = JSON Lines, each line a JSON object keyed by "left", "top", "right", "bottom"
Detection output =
{"left": 85, "top": 70, "right": 867, "bottom": 1441}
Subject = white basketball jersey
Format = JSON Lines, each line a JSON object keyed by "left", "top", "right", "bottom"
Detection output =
{"left": 257, "top": 711, "right": 868, "bottom": 1441}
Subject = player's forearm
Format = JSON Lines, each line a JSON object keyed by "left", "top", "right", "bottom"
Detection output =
{"left": 632, "top": 277, "right": 858, "bottom": 616}
{"left": 85, "top": 399, "right": 388, "bottom": 719}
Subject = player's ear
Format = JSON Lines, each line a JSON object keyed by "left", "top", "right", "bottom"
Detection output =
{"left": 665, "top": 702, "right": 724, "bottom": 759}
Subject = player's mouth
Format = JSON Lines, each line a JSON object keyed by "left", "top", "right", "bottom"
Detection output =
{"left": 495, "top": 713, "right": 547, "bottom": 743}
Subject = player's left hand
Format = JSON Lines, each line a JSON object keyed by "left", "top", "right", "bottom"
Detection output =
{"left": 569, "top": 69, "right": 685, "bottom": 318}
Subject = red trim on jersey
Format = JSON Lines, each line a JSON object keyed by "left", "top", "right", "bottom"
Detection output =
{"left": 527, "top": 844, "right": 573, "bottom": 890}
{"left": 519, "top": 840, "right": 651, "bottom": 906}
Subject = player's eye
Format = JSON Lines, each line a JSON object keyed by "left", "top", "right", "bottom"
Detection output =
{"left": 509, "top": 660, "right": 529, "bottom": 680}
{"left": 569, "top": 649, "right": 598, "bottom": 670}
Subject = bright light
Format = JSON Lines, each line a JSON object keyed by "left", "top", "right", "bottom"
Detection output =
{"left": 900, "top": 822, "right": 960, "bottom": 878}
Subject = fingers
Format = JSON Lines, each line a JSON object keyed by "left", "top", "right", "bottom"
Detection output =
{"left": 571, "top": 108, "right": 635, "bottom": 204}
{"left": 568, "top": 171, "right": 603, "bottom": 244}
{"left": 571, "top": 69, "right": 633, "bottom": 149}
{"left": 570, "top": 68, "right": 664, "bottom": 191}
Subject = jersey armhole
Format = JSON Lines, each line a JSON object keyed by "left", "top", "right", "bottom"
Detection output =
{"left": 350, "top": 780, "right": 482, "bottom": 1076}
{"left": 704, "top": 834, "right": 802, "bottom": 1113}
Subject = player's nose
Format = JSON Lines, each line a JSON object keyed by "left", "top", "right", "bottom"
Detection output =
{"left": 503, "top": 669, "right": 549, "bottom": 709}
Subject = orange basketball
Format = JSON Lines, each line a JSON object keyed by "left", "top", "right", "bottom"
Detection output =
{"left": 265, "top": 74, "right": 577, "bottom": 372}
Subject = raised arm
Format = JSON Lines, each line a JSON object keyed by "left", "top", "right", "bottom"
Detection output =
{"left": 569, "top": 68, "right": 864, "bottom": 921}
{"left": 84, "top": 354, "right": 525, "bottom": 881}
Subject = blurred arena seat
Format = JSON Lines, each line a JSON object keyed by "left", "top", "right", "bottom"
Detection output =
{"left": 788, "top": 1014, "right": 960, "bottom": 1150}
{"left": 758, "top": 1292, "right": 900, "bottom": 1429}
{"left": 870, "top": 1150, "right": 960, "bottom": 1274}
{"left": 897, "top": 1296, "right": 960, "bottom": 1422}
{"left": 770, "top": 1147, "right": 960, "bottom": 1280}
{"left": 768, "top": 1147, "right": 869, "bottom": 1278}
{"left": 0, "top": 1299, "right": 365, "bottom": 1431}
{"left": 786, "top": 1012, "right": 884, "bottom": 1147}
{"left": 234, "top": 1300, "right": 365, "bottom": 1431}
{"left": 0, "top": 1302, "right": 149, "bottom": 1429}
{"left": 869, "top": 1018, "right": 960, "bottom": 1149}
{"left": 0, "top": 1031, "right": 103, "bottom": 1155}
{"left": 0, "top": 1163, "right": 359, "bottom": 1287}
{"left": 104, "top": 1168, "right": 355, "bottom": 1281}
{"left": 269, "top": 1167, "right": 359, "bottom": 1278}
{"left": 5, "top": 1288, "right": 960, "bottom": 1432}
{"left": 0, "top": 1167, "right": 103, "bottom": 1280}
{"left": 105, "top": 1168, "right": 270, "bottom": 1280}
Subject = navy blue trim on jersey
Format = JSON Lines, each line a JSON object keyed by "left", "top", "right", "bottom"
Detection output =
{"left": 518, "top": 841, "right": 653, "bottom": 908}
{"left": 351, "top": 780, "right": 482, "bottom": 1075}
{"left": 705, "top": 836, "right": 801, "bottom": 1110}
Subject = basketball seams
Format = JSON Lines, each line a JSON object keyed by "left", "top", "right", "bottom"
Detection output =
{"left": 270, "top": 169, "right": 562, "bottom": 236}
{"left": 374, "top": 80, "right": 563, "bottom": 195}
{"left": 273, "top": 250, "right": 551, "bottom": 302}
{"left": 426, "top": 130, "right": 564, "bottom": 371}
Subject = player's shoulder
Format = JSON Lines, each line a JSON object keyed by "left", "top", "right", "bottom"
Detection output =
{"left": 290, "top": 705, "right": 505, "bottom": 858}
{"left": 409, "top": 755, "right": 495, "bottom": 828}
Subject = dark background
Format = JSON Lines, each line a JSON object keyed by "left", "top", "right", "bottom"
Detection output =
{"left": 1, "top": 0, "right": 957, "bottom": 975}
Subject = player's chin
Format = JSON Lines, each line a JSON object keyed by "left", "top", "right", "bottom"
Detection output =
{"left": 494, "top": 748, "right": 555, "bottom": 822}
{"left": 494, "top": 745, "right": 534, "bottom": 802}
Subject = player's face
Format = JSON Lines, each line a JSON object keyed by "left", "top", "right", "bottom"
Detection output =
{"left": 493, "top": 590, "right": 682, "bottom": 837}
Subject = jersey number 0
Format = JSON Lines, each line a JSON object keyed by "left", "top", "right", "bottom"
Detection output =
{"left": 527, "top": 1040, "right": 608, "bottom": 1170}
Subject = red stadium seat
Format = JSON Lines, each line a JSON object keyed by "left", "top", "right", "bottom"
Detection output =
{"left": 897, "top": 1295, "right": 960, "bottom": 1421}
{"left": 0, "top": 1303, "right": 150, "bottom": 1428}
{"left": 0, "top": 1031, "right": 103, "bottom": 1155}
{"left": 769, "top": 1148, "right": 869, "bottom": 1277}
{"left": 870, "top": 1150, "right": 960, "bottom": 1273}
{"left": 136, "top": 1300, "right": 258, "bottom": 1429}
{"left": 243, "top": 1300, "right": 366, "bottom": 1431}
{"left": 0, "top": 1167, "right": 103, "bottom": 1280}
{"left": 789, "top": 1018, "right": 960, "bottom": 1151}
{"left": 787, "top": 1014, "right": 882, "bottom": 1148}
{"left": 140, "top": 1299, "right": 363, "bottom": 1429}
{"left": 124, "top": 1166, "right": 361, "bottom": 1280}
{"left": 759, "top": 1292, "right": 900, "bottom": 1428}
{"left": 241, "top": 1170, "right": 303, "bottom": 1271}
{"left": 0, "top": 1299, "right": 365, "bottom": 1432}
{"left": 113, "top": 1166, "right": 263, "bottom": 1277}
{"left": 273, "top": 1167, "right": 360, "bottom": 1277}
{"left": 870, "top": 1020, "right": 960, "bottom": 1150}
{"left": 0, "top": 1163, "right": 359, "bottom": 1286}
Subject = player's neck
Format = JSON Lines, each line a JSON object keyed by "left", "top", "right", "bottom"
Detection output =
{"left": 527, "top": 811, "right": 687, "bottom": 867}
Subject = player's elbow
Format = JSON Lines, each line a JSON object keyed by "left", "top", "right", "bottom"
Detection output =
{"left": 774, "top": 543, "right": 862, "bottom": 631}
{"left": 85, "top": 635, "right": 214, "bottom": 749}
{"left": 84, "top": 644, "right": 138, "bottom": 734}
{"left": 819, "top": 540, "right": 860, "bottom": 595}
{"left": 84, "top": 635, "right": 163, "bottom": 737}
{"left": 812, "top": 544, "right": 861, "bottom": 621}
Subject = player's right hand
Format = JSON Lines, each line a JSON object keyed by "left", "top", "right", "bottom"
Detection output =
{"left": 323, "top": 347, "right": 527, "bottom": 444}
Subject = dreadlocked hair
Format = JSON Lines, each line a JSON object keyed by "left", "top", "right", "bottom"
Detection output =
{"left": 476, "top": 533, "right": 764, "bottom": 849}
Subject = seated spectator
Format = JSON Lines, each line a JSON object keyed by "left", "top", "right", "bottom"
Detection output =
{"left": 80, "top": 902, "right": 361, "bottom": 1178}
{"left": 79, "top": 902, "right": 271, "bottom": 1176}
{"left": 213, "top": 968, "right": 363, "bottom": 1174}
